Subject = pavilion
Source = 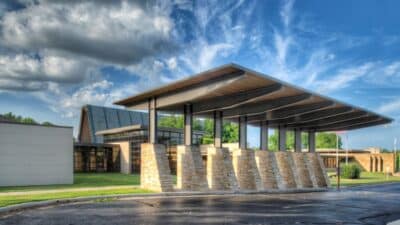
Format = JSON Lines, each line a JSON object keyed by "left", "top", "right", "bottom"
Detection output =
{"left": 115, "top": 63, "right": 392, "bottom": 192}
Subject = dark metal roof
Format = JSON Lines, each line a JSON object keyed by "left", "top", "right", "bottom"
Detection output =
{"left": 80, "top": 105, "right": 148, "bottom": 143}
{"left": 114, "top": 63, "right": 393, "bottom": 132}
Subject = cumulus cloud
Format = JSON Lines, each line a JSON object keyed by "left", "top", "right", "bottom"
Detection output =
{"left": 0, "top": 0, "right": 176, "bottom": 65}
{"left": 378, "top": 99, "right": 400, "bottom": 114}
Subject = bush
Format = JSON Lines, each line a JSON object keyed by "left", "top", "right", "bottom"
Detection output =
{"left": 340, "top": 163, "right": 361, "bottom": 179}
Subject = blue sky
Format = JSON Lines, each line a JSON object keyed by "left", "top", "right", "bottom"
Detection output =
{"left": 0, "top": 0, "right": 399, "bottom": 150}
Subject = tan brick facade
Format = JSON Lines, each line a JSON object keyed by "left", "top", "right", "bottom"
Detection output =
{"left": 206, "top": 147, "right": 238, "bottom": 191}
{"left": 291, "top": 152, "right": 314, "bottom": 188}
{"left": 177, "top": 145, "right": 208, "bottom": 191}
{"left": 232, "top": 149, "right": 258, "bottom": 190}
{"left": 320, "top": 152, "right": 396, "bottom": 173}
{"left": 143, "top": 143, "right": 329, "bottom": 193}
{"left": 306, "top": 153, "right": 330, "bottom": 188}
{"left": 275, "top": 152, "right": 298, "bottom": 189}
{"left": 254, "top": 151, "right": 280, "bottom": 190}
{"left": 140, "top": 143, "right": 174, "bottom": 192}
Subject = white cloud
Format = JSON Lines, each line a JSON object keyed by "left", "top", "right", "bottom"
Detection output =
{"left": 0, "top": 51, "right": 98, "bottom": 91}
{"left": 314, "top": 63, "right": 375, "bottom": 94}
{"left": 280, "top": 0, "right": 295, "bottom": 28}
{"left": 378, "top": 99, "right": 400, "bottom": 114}
{"left": 0, "top": 0, "right": 176, "bottom": 65}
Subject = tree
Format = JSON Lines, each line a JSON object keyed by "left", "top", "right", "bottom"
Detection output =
{"left": 316, "top": 132, "right": 342, "bottom": 149}
{"left": 2, "top": 112, "right": 38, "bottom": 125}
{"left": 268, "top": 131, "right": 341, "bottom": 150}
{"left": 158, "top": 115, "right": 238, "bottom": 144}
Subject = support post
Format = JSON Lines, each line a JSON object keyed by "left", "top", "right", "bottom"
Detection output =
{"left": 278, "top": 126, "right": 286, "bottom": 151}
{"left": 260, "top": 121, "right": 268, "bottom": 151}
{"left": 183, "top": 104, "right": 193, "bottom": 146}
{"left": 214, "top": 111, "right": 223, "bottom": 148}
{"left": 148, "top": 97, "right": 157, "bottom": 144}
{"left": 308, "top": 131, "right": 316, "bottom": 152}
{"left": 239, "top": 116, "right": 247, "bottom": 149}
{"left": 294, "top": 129, "right": 302, "bottom": 152}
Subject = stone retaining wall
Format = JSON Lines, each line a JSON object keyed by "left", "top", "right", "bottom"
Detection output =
{"left": 254, "top": 151, "right": 280, "bottom": 190}
{"left": 177, "top": 145, "right": 208, "bottom": 191}
{"left": 275, "top": 152, "right": 298, "bottom": 189}
{"left": 147, "top": 144, "right": 330, "bottom": 193}
{"left": 140, "top": 144, "right": 174, "bottom": 192}
{"left": 291, "top": 152, "right": 314, "bottom": 188}
{"left": 206, "top": 147, "right": 238, "bottom": 191}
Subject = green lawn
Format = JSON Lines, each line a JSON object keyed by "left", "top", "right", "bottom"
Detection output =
{"left": 0, "top": 173, "right": 140, "bottom": 193}
{"left": 0, "top": 188, "right": 152, "bottom": 208}
{"left": 329, "top": 172, "right": 400, "bottom": 187}
{"left": 0, "top": 173, "right": 150, "bottom": 208}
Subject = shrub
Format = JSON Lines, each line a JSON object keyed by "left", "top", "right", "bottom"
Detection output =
{"left": 340, "top": 163, "right": 361, "bottom": 179}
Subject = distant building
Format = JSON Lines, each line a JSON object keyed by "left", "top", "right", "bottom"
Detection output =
{"left": 0, "top": 121, "right": 73, "bottom": 186}
{"left": 76, "top": 105, "right": 204, "bottom": 174}
{"left": 318, "top": 148, "right": 396, "bottom": 173}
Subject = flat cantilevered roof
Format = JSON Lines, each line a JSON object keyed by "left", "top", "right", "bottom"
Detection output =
{"left": 114, "top": 63, "right": 392, "bottom": 132}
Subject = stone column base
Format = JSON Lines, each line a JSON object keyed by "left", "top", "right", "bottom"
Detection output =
{"left": 275, "top": 152, "right": 298, "bottom": 189}
{"left": 140, "top": 143, "right": 174, "bottom": 192}
{"left": 291, "top": 152, "right": 314, "bottom": 188}
{"left": 254, "top": 151, "right": 280, "bottom": 190}
{"left": 207, "top": 147, "right": 238, "bottom": 191}
{"left": 177, "top": 145, "right": 208, "bottom": 191}
{"left": 232, "top": 149, "right": 260, "bottom": 190}
{"left": 305, "top": 153, "right": 330, "bottom": 188}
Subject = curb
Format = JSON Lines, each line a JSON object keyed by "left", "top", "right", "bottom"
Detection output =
{"left": 0, "top": 188, "right": 328, "bottom": 216}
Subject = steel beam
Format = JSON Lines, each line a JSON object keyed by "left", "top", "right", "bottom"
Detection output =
{"left": 260, "top": 121, "right": 268, "bottom": 151}
{"left": 294, "top": 129, "right": 302, "bottom": 152}
{"left": 183, "top": 104, "right": 193, "bottom": 145}
{"left": 156, "top": 71, "right": 246, "bottom": 108}
{"left": 214, "top": 111, "right": 223, "bottom": 148}
{"left": 239, "top": 116, "right": 247, "bottom": 149}
{"left": 308, "top": 131, "right": 315, "bottom": 152}
{"left": 278, "top": 126, "right": 286, "bottom": 151}
{"left": 223, "top": 93, "right": 311, "bottom": 118}
{"left": 311, "top": 115, "right": 380, "bottom": 131}
{"left": 288, "top": 111, "right": 368, "bottom": 128}
{"left": 317, "top": 118, "right": 388, "bottom": 132}
{"left": 266, "top": 106, "right": 353, "bottom": 126}
{"left": 192, "top": 83, "right": 283, "bottom": 114}
{"left": 266, "top": 101, "right": 334, "bottom": 120}
{"left": 148, "top": 97, "right": 157, "bottom": 144}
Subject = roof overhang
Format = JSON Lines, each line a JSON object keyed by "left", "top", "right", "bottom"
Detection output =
{"left": 114, "top": 63, "right": 393, "bottom": 132}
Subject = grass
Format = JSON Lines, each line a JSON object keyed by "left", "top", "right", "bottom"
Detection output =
{"left": 0, "top": 187, "right": 152, "bottom": 208}
{"left": 329, "top": 172, "right": 400, "bottom": 187}
{"left": 0, "top": 173, "right": 149, "bottom": 208}
{"left": 0, "top": 173, "right": 140, "bottom": 193}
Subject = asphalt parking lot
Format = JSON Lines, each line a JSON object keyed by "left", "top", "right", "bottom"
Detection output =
{"left": 1, "top": 183, "right": 400, "bottom": 225}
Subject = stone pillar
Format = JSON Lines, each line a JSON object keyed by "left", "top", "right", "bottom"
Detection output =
{"left": 278, "top": 126, "right": 286, "bottom": 151}
{"left": 308, "top": 131, "right": 316, "bottom": 153}
{"left": 294, "top": 129, "right": 302, "bottom": 152}
{"left": 260, "top": 121, "right": 268, "bottom": 151}
{"left": 254, "top": 151, "right": 280, "bottom": 190}
{"left": 291, "top": 152, "right": 313, "bottom": 188}
{"left": 177, "top": 145, "right": 208, "bottom": 191}
{"left": 214, "top": 111, "right": 223, "bottom": 148}
{"left": 232, "top": 149, "right": 259, "bottom": 190}
{"left": 148, "top": 97, "right": 158, "bottom": 144}
{"left": 183, "top": 104, "right": 193, "bottom": 146}
{"left": 275, "top": 152, "right": 297, "bottom": 189}
{"left": 141, "top": 143, "right": 173, "bottom": 192}
{"left": 109, "top": 141, "right": 130, "bottom": 174}
{"left": 239, "top": 116, "right": 247, "bottom": 150}
{"left": 305, "top": 153, "right": 330, "bottom": 188}
{"left": 206, "top": 147, "right": 238, "bottom": 191}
